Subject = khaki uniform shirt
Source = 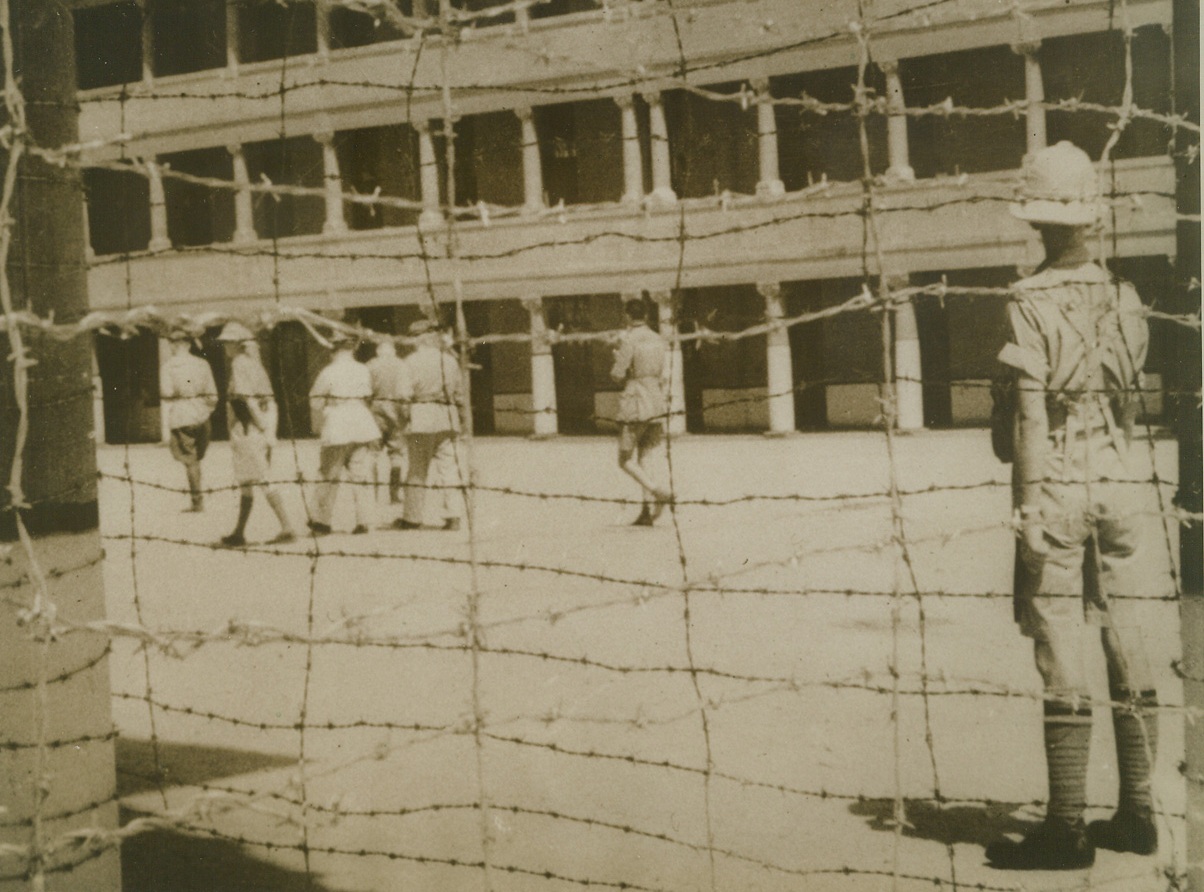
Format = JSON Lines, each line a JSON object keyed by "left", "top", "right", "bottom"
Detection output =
{"left": 309, "top": 353, "right": 381, "bottom": 446}
{"left": 160, "top": 352, "right": 218, "bottom": 430}
{"left": 610, "top": 324, "right": 667, "bottom": 424}
{"left": 368, "top": 351, "right": 409, "bottom": 434}
{"left": 402, "top": 344, "right": 463, "bottom": 434}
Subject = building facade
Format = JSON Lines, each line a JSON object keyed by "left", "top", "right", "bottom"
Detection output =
{"left": 75, "top": 0, "right": 1178, "bottom": 442}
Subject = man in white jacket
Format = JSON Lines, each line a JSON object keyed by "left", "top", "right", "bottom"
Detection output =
{"left": 394, "top": 319, "right": 465, "bottom": 532}
{"left": 307, "top": 330, "right": 380, "bottom": 535}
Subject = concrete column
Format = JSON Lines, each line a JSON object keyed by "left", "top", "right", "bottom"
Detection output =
{"left": 880, "top": 59, "right": 915, "bottom": 183}
{"left": 523, "top": 296, "right": 558, "bottom": 437}
{"left": 91, "top": 348, "right": 105, "bottom": 446}
{"left": 227, "top": 143, "right": 256, "bottom": 243}
{"left": 225, "top": 0, "right": 240, "bottom": 73}
{"left": 1014, "top": 41, "right": 1047, "bottom": 155}
{"left": 146, "top": 160, "right": 170, "bottom": 251}
{"left": 315, "top": 130, "right": 348, "bottom": 235}
{"left": 81, "top": 198, "right": 94, "bottom": 261}
{"left": 138, "top": 0, "right": 153, "bottom": 83}
{"left": 758, "top": 281, "right": 795, "bottom": 434}
{"left": 615, "top": 93, "right": 643, "bottom": 206}
{"left": 315, "top": 0, "right": 331, "bottom": 56}
{"left": 416, "top": 120, "right": 444, "bottom": 229}
{"left": 649, "top": 290, "right": 686, "bottom": 435}
{"left": 516, "top": 106, "right": 544, "bottom": 215}
{"left": 889, "top": 275, "right": 924, "bottom": 431}
{"left": 752, "top": 79, "right": 785, "bottom": 199}
{"left": 642, "top": 91, "right": 677, "bottom": 206}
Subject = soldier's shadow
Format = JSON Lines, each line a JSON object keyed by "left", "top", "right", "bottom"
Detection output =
{"left": 849, "top": 799, "right": 1036, "bottom": 848}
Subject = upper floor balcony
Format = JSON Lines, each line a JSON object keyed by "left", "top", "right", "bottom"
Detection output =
{"left": 74, "top": 0, "right": 1173, "bottom": 160}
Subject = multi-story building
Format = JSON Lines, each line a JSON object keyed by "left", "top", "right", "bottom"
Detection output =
{"left": 76, "top": 0, "right": 1178, "bottom": 444}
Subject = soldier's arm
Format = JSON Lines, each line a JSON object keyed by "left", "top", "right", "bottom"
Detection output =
{"left": 610, "top": 337, "right": 632, "bottom": 385}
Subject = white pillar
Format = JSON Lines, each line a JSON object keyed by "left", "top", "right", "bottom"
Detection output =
{"left": 225, "top": 0, "right": 240, "bottom": 74}
{"left": 227, "top": 143, "right": 256, "bottom": 243}
{"left": 146, "top": 160, "right": 170, "bottom": 251}
{"left": 880, "top": 59, "right": 915, "bottom": 183}
{"left": 82, "top": 197, "right": 95, "bottom": 261}
{"left": 643, "top": 92, "right": 677, "bottom": 206}
{"left": 758, "top": 281, "right": 795, "bottom": 434}
{"left": 890, "top": 275, "right": 924, "bottom": 431}
{"left": 615, "top": 93, "right": 643, "bottom": 206}
{"left": 524, "top": 296, "right": 558, "bottom": 437}
{"left": 315, "top": 130, "right": 347, "bottom": 235}
{"left": 416, "top": 120, "right": 444, "bottom": 229}
{"left": 1015, "top": 41, "right": 1047, "bottom": 156}
{"left": 91, "top": 348, "right": 105, "bottom": 445}
{"left": 752, "top": 79, "right": 785, "bottom": 199}
{"left": 139, "top": 0, "right": 153, "bottom": 83}
{"left": 516, "top": 106, "right": 544, "bottom": 214}
{"left": 649, "top": 290, "right": 686, "bottom": 435}
{"left": 315, "top": 0, "right": 331, "bottom": 56}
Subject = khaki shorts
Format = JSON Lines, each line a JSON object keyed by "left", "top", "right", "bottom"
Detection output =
{"left": 618, "top": 420, "right": 663, "bottom": 461}
{"left": 169, "top": 422, "right": 210, "bottom": 465}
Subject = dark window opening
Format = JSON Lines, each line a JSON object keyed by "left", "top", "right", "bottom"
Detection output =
{"left": 1042, "top": 26, "right": 1172, "bottom": 161}
{"left": 335, "top": 126, "right": 421, "bottom": 230}
{"left": 94, "top": 329, "right": 161, "bottom": 444}
{"left": 534, "top": 100, "right": 623, "bottom": 206}
{"left": 663, "top": 84, "right": 759, "bottom": 200}
{"left": 328, "top": 4, "right": 410, "bottom": 49}
{"left": 546, "top": 294, "right": 622, "bottom": 434}
{"left": 84, "top": 166, "right": 151, "bottom": 256}
{"left": 773, "top": 66, "right": 888, "bottom": 189}
{"left": 161, "top": 148, "right": 236, "bottom": 247}
{"left": 151, "top": 0, "right": 226, "bottom": 77}
{"left": 237, "top": 0, "right": 317, "bottom": 64}
{"left": 529, "top": 0, "right": 595, "bottom": 19}
{"left": 243, "top": 137, "right": 325, "bottom": 239}
{"left": 679, "top": 285, "right": 767, "bottom": 433}
{"left": 435, "top": 112, "right": 523, "bottom": 212}
{"left": 75, "top": 2, "right": 142, "bottom": 90}
{"left": 902, "top": 45, "right": 1025, "bottom": 178}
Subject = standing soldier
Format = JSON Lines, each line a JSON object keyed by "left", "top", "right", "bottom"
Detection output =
{"left": 611, "top": 298, "right": 671, "bottom": 526}
{"left": 394, "top": 319, "right": 464, "bottom": 532}
{"left": 367, "top": 338, "right": 409, "bottom": 504}
{"left": 985, "top": 142, "right": 1155, "bottom": 870}
{"left": 217, "top": 322, "right": 296, "bottom": 546}
{"left": 160, "top": 327, "right": 218, "bottom": 512}
{"left": 307, "top": 330, "right": 381, "bottom": 536}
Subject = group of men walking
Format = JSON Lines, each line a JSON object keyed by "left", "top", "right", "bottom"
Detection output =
{"left": 159, "top": 317, "right": 467, "bottom": 544}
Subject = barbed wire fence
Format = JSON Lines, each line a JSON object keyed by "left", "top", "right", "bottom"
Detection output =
{"left": 0, "top": 0, "right": 1199, "bottom": 889}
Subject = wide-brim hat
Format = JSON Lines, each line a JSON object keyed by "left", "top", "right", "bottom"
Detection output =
{"left": 166, "top": 326, "right": 193, "bottom": 341}
{"left": 1009, "top": 141, "right": 1101, "bottom": 227}
{"left": 217, "top": 321, "right": 256, "bottom": 343}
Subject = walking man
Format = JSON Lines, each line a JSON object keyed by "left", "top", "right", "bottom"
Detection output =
{"left": 368, "top": 338, "right": 409, "bottom": 504}
{"left": 985, "top": 141, "right": 1155, "bottom": 870}
{"left": 394, "top": 319, "right": 464, "bottom": 532}
{"left": 307, "top": 330, "right": 380, "bottom": 535}
{"left": 610, "top": 298, "right": 671, "bottom": 526}
{"left": 217, "top": 322, "right": 296, "bottom": 546}
{"left": 160, "top": 327, "right": 218, "bottom": 512}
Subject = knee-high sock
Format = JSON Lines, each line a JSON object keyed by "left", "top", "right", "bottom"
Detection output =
{"left": 1112, "top": 687, "right": 1158, "bottom": 815}
{"left": 1045, "top": 702, "right": 1092, "bottom": 824}
{"left": 232, "top": 494, "right": 253, "bottom": 537}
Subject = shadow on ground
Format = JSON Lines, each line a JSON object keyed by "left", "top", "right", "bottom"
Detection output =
{"left": 116, "top": 737, "right": 297, "bottom": 797}
{"left": 118, "top": 738, "right": 325, "bottom": 892}
{"left": 850, "top": 798, "right": 1036, "bottom": 848}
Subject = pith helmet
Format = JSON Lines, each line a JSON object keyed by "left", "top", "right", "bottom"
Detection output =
{"left": 1010, "top": 141, "right": 1101, "bottom": 227}
{"left": 217, "top": 321, "right": 256, "bottom": 343}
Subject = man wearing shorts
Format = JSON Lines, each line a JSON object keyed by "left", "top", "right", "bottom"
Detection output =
{"left": 160, "top": 327, "right": 218, "bottom": 512}
{"left": 985, "top": 142, "right": 1155, "bottom": 870}
{"left": 610, "top": 298, "right": 671, "bottom": 526}
{"left": 217, "top": 322, "right": 296, "bottom": 547}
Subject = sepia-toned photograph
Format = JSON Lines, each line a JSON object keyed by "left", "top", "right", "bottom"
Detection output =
{"left": 0, "top": 0, "right": 1199, "bottom": 889}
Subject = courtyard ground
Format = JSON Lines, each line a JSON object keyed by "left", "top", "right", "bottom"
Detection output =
{"left": 97, "top": 429, "right": 1184, "bottom": 891}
